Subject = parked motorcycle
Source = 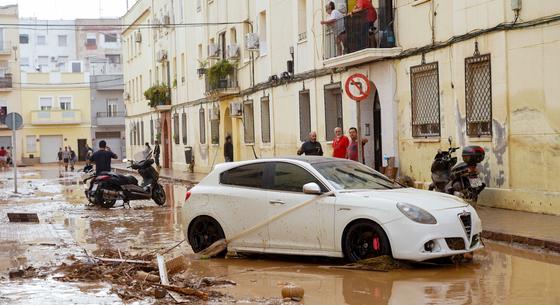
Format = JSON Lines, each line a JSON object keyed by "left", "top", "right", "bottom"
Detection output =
{"left": 429, "top": 137, "right": 486, "bottom": 202}
{"left": 83, "top": 152, "right": 166, "bottom": 208}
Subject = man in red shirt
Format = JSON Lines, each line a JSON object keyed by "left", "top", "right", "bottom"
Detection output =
{"left": 353, "top": 0, "right": 377, "bottom": 25}
{"left": 332, "top": 127, "right": 349, "bottom": 158}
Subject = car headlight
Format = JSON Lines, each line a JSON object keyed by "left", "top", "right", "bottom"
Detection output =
{"left": 396, "top": 202, "right": 437, "bottom": 224}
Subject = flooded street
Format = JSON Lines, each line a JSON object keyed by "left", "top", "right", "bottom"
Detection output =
{"left": 1, "top": 166, "right": 559, "bottom": 305}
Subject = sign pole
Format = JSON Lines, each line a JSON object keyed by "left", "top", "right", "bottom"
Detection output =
{"left": 356, "top": 101, "right": 363, "bottom": 164}
{"left": 11, "top": 114, "right": 17, "bottom": 193}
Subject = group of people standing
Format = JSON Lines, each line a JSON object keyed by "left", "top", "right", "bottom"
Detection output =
{"left": 0, "top": 146, "right": 12, "bottom": 170}
{"left": 297, "top": 127, "right": 368, "bottom": 162}
{"left": 57, "top": 146, "right": 80, "bottom": 172}
{"left": 142, "top": 141, "right": 161, "bottom": 168}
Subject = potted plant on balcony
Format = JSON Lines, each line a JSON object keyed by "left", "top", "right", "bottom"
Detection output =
{"left": 197, "top": 59, "right": 208, "bottom": 77}
{"left": 144, "top": 83, "right": 170, "bottom": 108}
{"left": 208, "top": 59, "right": 235, "bottom": 89}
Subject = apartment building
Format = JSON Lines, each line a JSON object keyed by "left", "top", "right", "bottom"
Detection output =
{"left": 122, "top": 0, "right": 560, "bottom": 215}
{"left": 0, "top": 5, "right": 21, "bottom": 161}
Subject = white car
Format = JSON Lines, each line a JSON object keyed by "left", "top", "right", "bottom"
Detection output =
{"left": 182, "top": 157, "right": 483, "bottom": 262}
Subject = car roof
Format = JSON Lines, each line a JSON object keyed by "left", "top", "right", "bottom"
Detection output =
{"left": 279, "top": 155, "right": 351, "bottom": 165}
{"left": 213, "top": 156, "right": 351, "bottom": 172}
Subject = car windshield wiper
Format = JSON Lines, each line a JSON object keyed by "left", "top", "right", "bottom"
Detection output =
{"left": 335, "top": 168, "right": 368, "bottom": 183}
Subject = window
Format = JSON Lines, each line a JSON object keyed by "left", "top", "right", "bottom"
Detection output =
{"left": 0, "top": 100, "right": 7, "bottom": 123}
{"left": 141, "top": 121, "right": 145, "bottom": 144}
{"left": 26, "top": 135, "right": 37, "bottom": 153}
{"left": 299, "top": 90, "right": 311, "bottom": 141}
{"left": 410, "top": 62, "right": 440, "bottom": 137}
{"left": 57, "top": 56, "right": 68, "bottom": 71}
{"left": 211, "top": 117, "right": 219, "bottom": 144}
{"left": 150, "top": 118, "right": 154, "bottom": 145}
{"left": 86, "top": 33, "right": 97, "bottom": 48}
{"left": 59, "top": 97, "right": 72, "bottom": 110}
{"left": 324, "top": 83, "right": 343, "bottom": 141}
{"left": 199, "top": 107, "right": 206, "bottom": 144}
{"left": 38, "top": 56, "right": 49, "bottom": 70}
{"left": 258, "top": 11, "right": 268, "bottom": 54}
{"left": 270, "top": 162, "right": 323, "bottom": 192}
{"left": 181, "top": 112, "right": 187, "bottom": 144}
{"left": 243, "top": 100, "right": 255, "bottom": 143}
{"left": 71, "top": 62, "right": 82, "bottom": 73}
{"left": 106, "top": 54, "right": 121, "bottom": 64}
{"left": 220, "top": 163, "right": 265, "bottom": 188}
{"left": 260, "top": 96, "right": 271, "bottom": 143}
{"left": 19, "top": 34, "right": 29, "bottom": 44}
{"left": 219, "top": 32, "right": 226, "bottom": 59}
{"left": 58, "top": 35, "right": 67, "bottom": 47}
{"left": 39, "top": 97, "right": 53, "bottom": 110}
{"left": 107, "top": 99, "right": 118, "bottom": 116}
{"left": 37, "top": 35, "right": 46, "bottom": 45}
{"left": 243, "top": 22, "right": 251, "bottom": 60}
{"left": 104, "top": 33, "right": 117, "bottom": 43}
{"left": 465, "top": 54, "right": 492, "bottom": 137}
{"left": 20, "top": 57, "right": 29, "bottom": 66}
{"left": 180, "top": 53, "right": 185, "bottom": 82}
{"left": 173, "top": 112, "right": 180, "bottom": 144}
{"left": 297, "top": 0, "right": 307, "bottom": 41}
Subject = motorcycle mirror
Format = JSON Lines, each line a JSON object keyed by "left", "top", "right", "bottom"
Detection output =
{"left": 122, "top": 159, "right": 128, "bottom": 163}
{"left": 448, "top": 136, "right": 453, "bottom": 145}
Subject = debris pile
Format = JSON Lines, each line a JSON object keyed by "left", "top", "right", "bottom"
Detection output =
{"left": 53, "top": 249, "right": 234, "bottom": 303}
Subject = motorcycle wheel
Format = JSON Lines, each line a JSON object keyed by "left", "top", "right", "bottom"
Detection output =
{"left": 152, "top": 183, "right": 166, "bottom": 206}
{"left": 94, "top": 185, "right": 117, "bottom": 208}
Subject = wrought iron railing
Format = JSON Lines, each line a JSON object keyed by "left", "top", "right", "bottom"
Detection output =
{"left": 205, "top": 70, "right": 238, "bottom": 93}
{"left": 0, "top": 74, "right": 12, "bottom": 88}
{"left": 96, "top": 111, "right": 125, "bottom": 118}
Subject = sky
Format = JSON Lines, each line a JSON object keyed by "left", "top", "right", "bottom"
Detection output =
{"left": 0, "top": 0, "right": 129, "bottom": 20}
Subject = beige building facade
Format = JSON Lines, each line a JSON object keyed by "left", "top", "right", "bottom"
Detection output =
{"left": 122, "top": 0, "right": 560, "bottom": 215}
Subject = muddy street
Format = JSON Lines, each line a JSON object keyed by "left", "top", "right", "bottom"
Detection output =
{"left": 1, "top": 166, "right": 559, "bottom": 305}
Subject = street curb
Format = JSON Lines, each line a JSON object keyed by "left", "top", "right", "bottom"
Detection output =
{"left": 481, "top": 230, "right": 560, "bottom": 253}
{"left": 114, "top": 167, "right": 198, "bottom": 185}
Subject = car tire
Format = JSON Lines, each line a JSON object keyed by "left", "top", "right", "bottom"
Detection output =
{"left": 187, "top": 216, "right": 226, "bottom": 256}
{"left": 342, "top": 220, "right": 391, "bottom": 263}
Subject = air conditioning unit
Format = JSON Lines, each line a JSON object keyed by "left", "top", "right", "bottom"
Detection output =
{"left": 135, "top": 30, "right": 142, "bottom": 43}
{"left": 229, "top": 102, "right": 243, "bottom": 117}
{"left": 157, "top": 49, "right": 168, "bottom": 62}
{"left": 163, "top": 15, "right": 171, "bottom": 26}
{"left": 226, "top": 44, "right": 240, "bottom": 59}
{"left": 123, "top": 92, "right": 130, "bottom": 100}
{"left": 207, "top": 43, "right": 220, "bottom": 59}
{"left": 245, "top": 33, "right": 260, "bottom": 51}
{"left": 210, "top": 107, "right": 220, "bottom": 120}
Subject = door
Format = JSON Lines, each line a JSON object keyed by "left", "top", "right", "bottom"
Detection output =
{"left": 266, "top": 162, "right": 335, "bottom": 252}
{"left": 77, "top": 139, "right": 87, "bottom": 161}
{"left": 40, "top": 135, "right": 63, "bottom": 163}
{"left": 218, "top": 162, "right": 270, "bottom": 249}
{"left": 162, "top": 112, "right": 172, "bottom": 168}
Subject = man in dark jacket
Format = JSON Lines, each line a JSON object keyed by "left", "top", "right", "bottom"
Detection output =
{"left": 297, "top": 131, "right": 323, "bottom": 156}
{"left": 224, "top": 135, "right": 234, "bottom": 162}
{"left": 153, "top": 140, "right": 161, "bottom": 168}
{"left": 89, "top": 140, "right": 118, "bottom": 175}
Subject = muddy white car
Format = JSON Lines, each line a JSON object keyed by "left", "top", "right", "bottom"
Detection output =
{"left": 183, "top": 157, "right": 483, "bottom": 262}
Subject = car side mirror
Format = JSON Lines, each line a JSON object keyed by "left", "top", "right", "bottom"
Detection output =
{"left": 303, "top": 182, "right": 322, "bottom": 195}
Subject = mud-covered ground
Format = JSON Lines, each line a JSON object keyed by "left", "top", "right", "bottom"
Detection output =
{"left": 1, "top": 165, "right": 560, "bottom": 305}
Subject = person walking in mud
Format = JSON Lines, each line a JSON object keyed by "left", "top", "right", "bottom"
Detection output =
{"left": 62, "top": 146, "right": 71, "bottom": 171}
{"left": 69, "top": 147, "right": 77, "bottom": 171}
{"left": 57, "top": 147, "right": 63, "bottom": 168}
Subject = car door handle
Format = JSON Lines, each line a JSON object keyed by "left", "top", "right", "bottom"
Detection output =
{"left": 269, "top": 200, "right": 285, "bottom": 205}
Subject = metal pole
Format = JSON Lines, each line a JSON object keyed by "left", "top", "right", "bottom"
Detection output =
{"left": 11, "top": 114, "right": 17, "bottom": 193}
{"left": 357, "top": 101, "right": 363, "bottom": 164}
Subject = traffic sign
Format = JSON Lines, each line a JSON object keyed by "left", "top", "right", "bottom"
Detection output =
{"left": 6, "top": 112, "right": 23, "bottom": 130}
{"left": 344, "top": 73, "right": 372, "bottom": 101}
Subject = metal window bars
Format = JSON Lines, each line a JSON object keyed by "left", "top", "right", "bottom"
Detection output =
{"left": 410, "top": 62, "right": 440, "bottom": 138}
{"left": 465, "top": 54, "right": 492, "bottom": 137}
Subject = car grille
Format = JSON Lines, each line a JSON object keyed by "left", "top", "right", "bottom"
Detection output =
{"left": 459, "top": 213, "right": 472, "bottom": 239}
{"left": 446, "top": 237, "right": 466, "bottom": 250}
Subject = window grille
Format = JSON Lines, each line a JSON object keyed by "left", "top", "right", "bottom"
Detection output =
{"left": 199, "top": 108, "right": 206, "bottom": 144}
{"left": 140, "top": 121, "right": 145, "bottom": 144}
{"left": 410, "top": 62, "right": 440, "bottom": 137}
{"left": 324, "top": 83, "right": 343, "bottom": 141}
{"left": 243, "top": 100, "right": 255, "bottom": 143}
{"left": 261, "top": 96, "right": 271, "bottom": 143}
{"left": 210, "top": 118, "right": 219, "bottom": 144}
{"left": 173, "top": 112, "right": 180, "bottom": 144}
{"left": 181, "top": 112, "right": 187, "bottom": 144}
{"left": 299, "top": 90, "right": 311, "bottom": 142}
{"left": 465, "top": 54, "right": 492, "bottom": 137}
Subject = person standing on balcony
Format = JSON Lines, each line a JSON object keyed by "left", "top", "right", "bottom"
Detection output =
{"left": 321, "top": 1, "right": 346, "bottom": 56}
{"left": 352, "top": 0, "right": 378, "bottom": 47}
{"left": 332, "top": 127, "right": 350, "bottom": 159}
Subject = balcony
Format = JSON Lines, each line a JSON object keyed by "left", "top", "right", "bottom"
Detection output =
{"left": 0, "top": 74, "right": 12, "bottom": 90}
{"left": 0, "top": 42, "right": 12, "bottom": 55}
{"left": 322, "top": 10, "right": 402, "bottom": 68}
{"left": 30, "top": 110, "right": 82, "bottom": 125}
{"left": 96, "top": 111, "right": 125, "bottom": 126}
{"left": 205, "top": 69, "right": 239, "bottom": 97}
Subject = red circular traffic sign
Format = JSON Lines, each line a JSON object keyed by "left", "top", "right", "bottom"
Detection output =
{"left": 344, "top": 73, "right": 372, "bottom": 101}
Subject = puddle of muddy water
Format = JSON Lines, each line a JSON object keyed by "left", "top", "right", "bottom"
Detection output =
{"left": 1, "top": 167, "right": 560, "bottom": 305}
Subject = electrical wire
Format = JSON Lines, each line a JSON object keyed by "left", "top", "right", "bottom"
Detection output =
{"left": 0, "top": 21, "right": 252, "bottom": 31}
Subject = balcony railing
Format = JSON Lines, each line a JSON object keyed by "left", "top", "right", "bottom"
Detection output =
{"left": 205, "top": 70, "right": 238, "bottom": 95}
{"left": 30, "top": 109, "right": 82, "bottom": 125}
{"left": 323, "top": 9, "right": 399, "bottom": 65}
{"left": 96, "top": 111, "right": 125, "bottom": 117}
{"left": 0, "top": 74, "right": 12, "bottom": 89}
{"left": 96, "top": 111, "right": 125, "bottom": 126}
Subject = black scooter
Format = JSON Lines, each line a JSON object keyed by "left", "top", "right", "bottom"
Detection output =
{"left": 83, "top": 152, "right": 166, "bottom": 208}
{"left": 429, "top": 137, "right": 486, "bottom": 202}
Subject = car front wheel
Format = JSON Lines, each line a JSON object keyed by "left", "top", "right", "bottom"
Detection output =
{"left": 343, "top": 220, "right": 391, "bottom": 262}
{"left": 187, "top": 216, "right": 226, "bottom": 255}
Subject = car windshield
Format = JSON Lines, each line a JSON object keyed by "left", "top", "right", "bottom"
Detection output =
{"left": 312, "top": 161, "right": 402, "bottom": 190}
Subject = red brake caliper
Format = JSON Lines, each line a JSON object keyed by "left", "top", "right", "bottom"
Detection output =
{"left": 373, "top": 236, "right": 380, "bottom": 251}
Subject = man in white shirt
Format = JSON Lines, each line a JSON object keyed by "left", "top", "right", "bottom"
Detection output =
{"left": 321, "top": 1, "right": 346, "bottom": 56}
